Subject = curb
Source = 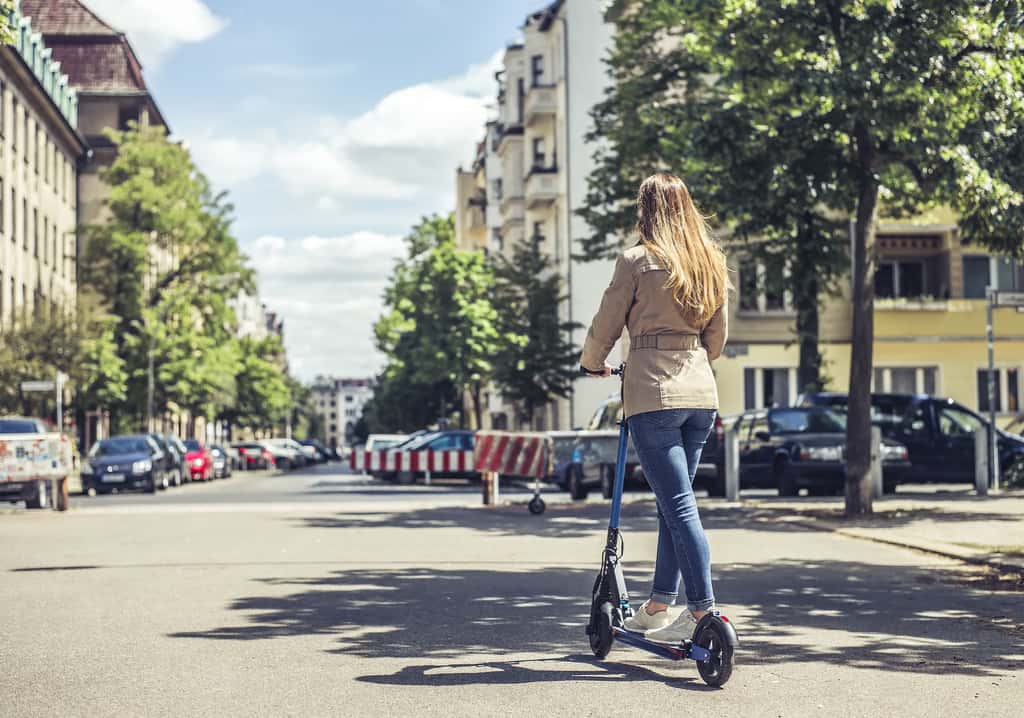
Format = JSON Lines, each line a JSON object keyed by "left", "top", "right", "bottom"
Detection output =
{"left": 788, "top": 516, "right": 1024, "bottom": 574}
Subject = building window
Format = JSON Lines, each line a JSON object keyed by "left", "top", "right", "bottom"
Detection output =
{"left": 532, "top": 137, "right": 546, "bottom": 166}
{"left": 516, "top": 77, "right": 525, "bottom": 124}
{"left": 875, "top": 260, "right": 925, "bottom": 299}
{"left": 10, "top": 189, "right": 15, "bottom": 245}
{"left": 11, "top": 98, "right": 17, "bottom": 150}
{"left": 329, "top": 424, "right": 336, "bottom": 433}
{"left": 0, "top": 179, "right": 4, "bottom": 235}
{"left": 118, "top": 106, "right": 138, "bottom": 130}
{"left": 977, "top": 367, "right": 1020, "bottom": 414}
{"left": 492, "top": 178, "right": 503, "bottom": 201}
{"left": 531, "top": 54, "right": 544, "bottom": 86}
{"left": 738, "top": 256, "right": 790, "bottom": 312}
{"left": 743, "top": 367, "right": 797, "bottom": 410}
{"left": 963, "top": 256, "right": 1024, "bottom": 298}
{"left": 51, "top": 223, "right": 57, "bottom": 271}
{"left": 872, "top": 366, "right": 938, "bottom": 395}
{"left": 41, "top": 217, "right": 47, "bottom": 265}
{"left": 22, "top": 198, "right": 27, "bottom": 250}
{"left": 33, "top": 208, "right": 38, "bottom": 257}
{"left": 330, "top": 412, "right": 336, "bottom": 420}
{"left": 345, "top": 395, "right": 354, "bottom": 402}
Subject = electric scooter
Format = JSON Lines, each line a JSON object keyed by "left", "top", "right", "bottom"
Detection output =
{"left": 582, "top": 364, "right": 738, "bottom": 687}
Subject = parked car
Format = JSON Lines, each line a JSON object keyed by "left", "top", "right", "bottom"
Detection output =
{"left": 148, "top": 433, "right": 185, "bottom": 487}
{"left": 183, "top": 439, "right": 215, "bottom": 481}
{"left": 297, "top": 439, "right": 329, "bottom": 464}
{"left": 562, "top": 393, "right": 725, "bottom": 500}
{"left": 799, "top": 392, "right": 1024, "bottom": 484}
{"left": 264, "top": 438, "right": 306, "bottom": 470}
{"left": 379, "top": 430, "right": 476, "bottom": 483}
{"left": 232, "top": 442, "right": 273, "bottom": 470}
{"left": 730, "top": 406, "right": 911, "bottom": 495}
{"left": 210, "top": 445, "right": 233, "bottom": 478}
{"left": 0, "top": 416, "right": 54, "bottom": 508}
{"left": 81, "top": 435, "right": 172, "bottom": 494}
{"left": 364, "top": 433, "right": 409, "bottom": 452}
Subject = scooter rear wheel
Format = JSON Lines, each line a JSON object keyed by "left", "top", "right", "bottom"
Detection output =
{"left": 589, "top": 601, "right": 614, "bottom": 659}
{"left": 693, "top": 619, "right": 734, "bottom": 687}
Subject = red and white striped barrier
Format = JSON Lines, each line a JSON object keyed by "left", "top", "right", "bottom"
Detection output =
{"left": 474, "top": 431, "right": 552, "bottom": 479}
{"left": 350, "top": 449, "right": 475, "bottom": 474}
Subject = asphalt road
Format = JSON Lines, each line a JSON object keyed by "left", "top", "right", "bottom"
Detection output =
{"left": 1, "top": 463, "right": 1021, "bottom": 717}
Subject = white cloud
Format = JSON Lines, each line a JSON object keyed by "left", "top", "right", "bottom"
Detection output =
{"left": 189, "top": 51, "right": 502, "bottom": 379}
{"left": 248, "top": 232, "right": 405, "bottom": 378}
{"left": 84, "top": 0, "right": 227, "bottom": 69}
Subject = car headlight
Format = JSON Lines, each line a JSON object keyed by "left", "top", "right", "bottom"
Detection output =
{"left": 800, "top": 446, "right": 843, "bottom": 462}
{"left": 191, "top": 458, "right": 204, "bottom": 467}
{"left": 882, "top": 444, "right": 909, "bottom": 462}
{"left": 132, "top": 459, "right": 153, "bottom": 474}
{"left": 81, "top": 461, "right": 94, "bottom": 475}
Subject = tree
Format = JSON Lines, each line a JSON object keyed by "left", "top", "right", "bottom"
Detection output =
{"left": 582, "top": 2, "right": 849, "bottom": 396}
{"left": 80, "top": 124, "right": 250, "bottom": 430}
{"left": 220, "top": 336, "right": 292, "bottom": 434}
{"left": 373, "top": 214, "right": 504, "bottom": 429}
{"left": 492, "top": 238, "right": 580, "bottom": 429}
{"left": 1, "top": 1, "right": 17, "bottom": 46}
{"left": 593, "top": 1, "right": 1024, "bottom": 515}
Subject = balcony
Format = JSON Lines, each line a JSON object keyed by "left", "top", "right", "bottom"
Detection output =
{"left": 525, "top": 84, "right": 557, "bottom": 125}
{"left": 525, "top": 166, "right": 559, "bottom": 209}
{"left": 500, "top": 196, "right": 525, "bottom": 234}
{"left": 496, "top": 123, "right": 524, "bottom": 156}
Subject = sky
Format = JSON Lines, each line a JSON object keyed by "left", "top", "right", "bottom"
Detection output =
{"left": 82, "top": 0, "right": 546, "bottom": 381}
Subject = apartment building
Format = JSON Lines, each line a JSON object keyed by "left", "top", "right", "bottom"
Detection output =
{"left": 312, "top": 377, "right": 373, "bottom": 449}
{"left": 455, "top": 0, "right": 616, "bottom": 431}
{"left": 0, "top": 6, "right": 87, "bottom": 329}
{"left": 717, "top": 212, "right": 1024, "bottom": 424}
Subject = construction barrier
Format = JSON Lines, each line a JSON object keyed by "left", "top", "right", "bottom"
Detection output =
{"left": 474, "top": 431, "right": 553, "bottom": 478}
{"left": 350, "top": 449, "right": 475, "bottom": 474}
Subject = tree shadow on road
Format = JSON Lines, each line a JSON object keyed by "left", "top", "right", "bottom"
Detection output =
{"left": 168, "top": 556, "right": 1024, "bottom": 684}
{"left": 294, "top": 500, "right": 805, "bottom": 539}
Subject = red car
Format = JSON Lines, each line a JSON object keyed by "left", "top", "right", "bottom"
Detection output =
{"left": 183, "top": 439, "right": 214, "bottom": 481}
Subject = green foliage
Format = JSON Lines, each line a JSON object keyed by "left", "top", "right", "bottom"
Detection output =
{"left": 368, "top": 214, "right": 505, "bottom": 431}
{"left": 491, "top": 239, "right": 580, "bottom": 426}
{"left": 1, "top": 1, "right": 16, "bottom": 46}
{"left": 594, "top": 1, "right": 1024, "bottom": 512}
{"left": 77, "top": 124, "right": 272, "bottom": 432}
{"left": 222, "top": 336, "right": 292, "bottom": 431}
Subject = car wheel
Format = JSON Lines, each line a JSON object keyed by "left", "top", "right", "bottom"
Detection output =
{"left": 775, "top": 459, "right": 798, "bottom": 497}
{"left": 277, "top": 458, "right": 290, "bottom": 471}
{"left": 159, "top": 472, "right": 169, "bottom": 490}
{"left": 568, "top": 464, "right": 588, "bottom": 501}
{"left": 145, "top": 476, "right": 157, "bottom": 494}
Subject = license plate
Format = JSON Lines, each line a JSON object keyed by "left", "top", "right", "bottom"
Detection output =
{"left": 102, "top": 473, "right": 126, "bottom": 483}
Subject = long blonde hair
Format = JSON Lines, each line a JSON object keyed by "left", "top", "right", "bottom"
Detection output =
{"left": 635, "top": 173, "right": 729, "bottom": 324}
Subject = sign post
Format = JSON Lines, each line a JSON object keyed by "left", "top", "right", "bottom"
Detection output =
{"left": 988, "top": 291, "right": 1024, "bottom": 492}
{"left": 20, "top": 375, "right": 66, "bottom": 435}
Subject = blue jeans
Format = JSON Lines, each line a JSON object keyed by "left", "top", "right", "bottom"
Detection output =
{"left": 628, "top": 408, "right": 716, "bottom": 612}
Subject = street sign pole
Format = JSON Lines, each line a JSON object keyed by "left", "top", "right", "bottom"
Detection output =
{"left": 986, "top": 289, "right": 998, "bottom": 491}
{"left": 56, "top": 371, "right": 63, "bottom": 435}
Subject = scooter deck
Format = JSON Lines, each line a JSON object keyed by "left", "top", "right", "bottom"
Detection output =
{"left": 611, "top": 626, "right": 711, "bottom": 662}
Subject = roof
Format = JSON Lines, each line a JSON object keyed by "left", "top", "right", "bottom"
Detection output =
{"left": 20, "top": 0, "right": 148, "bottom": 93}
{"left": 18, "top": 0, "right": 119, "bottom": 36}
{"left": 526, "top": 0, "right": 565, "bottom": 31}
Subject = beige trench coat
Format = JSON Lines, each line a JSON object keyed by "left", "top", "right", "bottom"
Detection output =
{"left": 580, "top": 243, "right": 727, "bottom": 419}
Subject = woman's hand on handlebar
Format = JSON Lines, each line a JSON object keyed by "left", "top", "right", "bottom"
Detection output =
{"left": 580, "top": 363, "right": 614, "bottom": 378}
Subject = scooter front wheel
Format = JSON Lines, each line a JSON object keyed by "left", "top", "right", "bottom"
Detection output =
{"left": 693, "top": 617, "right": 735, "bottom": 687}
{"left": 589, "top": 601, "right": 615, "bottom": 659}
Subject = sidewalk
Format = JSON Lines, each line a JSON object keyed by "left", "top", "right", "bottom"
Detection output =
{"left": 739, "top": 487, "right": 1024, "bottom": 572}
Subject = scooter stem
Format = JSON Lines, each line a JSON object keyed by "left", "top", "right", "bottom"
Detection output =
{"left": 608, "top": 418, "right": 629, "bottom": 530}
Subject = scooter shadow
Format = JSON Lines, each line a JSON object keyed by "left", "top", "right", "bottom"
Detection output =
{"left": 357, "top": 654, "right": 718, "bottom": 691}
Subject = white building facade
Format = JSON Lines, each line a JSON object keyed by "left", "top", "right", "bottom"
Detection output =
{"left": 311, "top": 377, "right": 373, "bottom": 449}
{"left": 457, "top": 0, "right": 616, "bottom": 431}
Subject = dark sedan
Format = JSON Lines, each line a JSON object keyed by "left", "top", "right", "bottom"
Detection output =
{"left": 381, "top": 430, "right": 476, "bottom": 483}
{"left": 81, "top": 435, "right": 171, "bottom": 494}
{"left": 733, "top": 407, "right": 911, "bottom": 496}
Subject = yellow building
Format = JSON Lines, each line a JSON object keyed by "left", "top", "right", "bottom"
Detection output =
{"left": 717, "top": 219, "right": 1024, "bottom": 426}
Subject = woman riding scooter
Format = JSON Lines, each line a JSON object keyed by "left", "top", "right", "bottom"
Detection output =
{"left": 580, "top": 172, "right": 729, "bottom": 643}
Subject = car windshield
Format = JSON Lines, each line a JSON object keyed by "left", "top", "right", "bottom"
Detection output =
{"left": 184, "top": 439, "right": 201, "bottom": 451}
{"left": 770, "top": 409, "right": 846, "bottom": 434}
{"left": 0, "top": 419, "right": 41, "bottom": 433}
{"left": 93, "top": 437, "right": 151, "bottom": 456}
{"left": 400, "top": 432, "right": 440, "bottom": 450}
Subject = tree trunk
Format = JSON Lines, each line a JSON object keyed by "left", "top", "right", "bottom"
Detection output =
{"left": 846, "top": 135, "right": 880, "bottom": 516}
{"left": 471, "top": 382, "right": 483, "bottom": 430}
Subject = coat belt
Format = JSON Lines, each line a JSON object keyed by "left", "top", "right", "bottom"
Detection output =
{"left": 631, "top": 333, "right": 701, "bottom": 350}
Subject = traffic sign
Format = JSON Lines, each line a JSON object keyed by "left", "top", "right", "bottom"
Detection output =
{"left": 21, "top": 381, "right": 55, "bottom": 392}
{"left": 994, "top": 291, "right": 1024, "bottom": 308}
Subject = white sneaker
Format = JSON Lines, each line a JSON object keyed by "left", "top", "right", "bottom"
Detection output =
{"left": 623, "top": 600, "right": 672, "bottom": 633}
{"left": 645, "top": 608, "right": 698, "bottom": 644}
